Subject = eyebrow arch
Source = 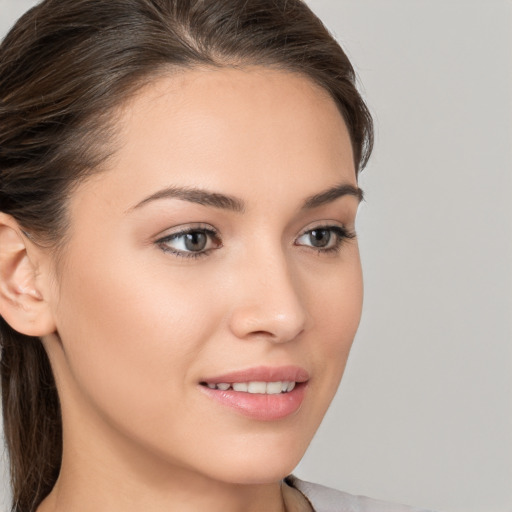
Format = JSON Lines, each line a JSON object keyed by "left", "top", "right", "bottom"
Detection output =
{"left": 130, "top": 186, "right": 245, "bottom": 213}
{"left": 302, "top": 183, "right": 364, "bottom": 209}
{"left": 129, "top": 182, "right": 363, "bottom": 214}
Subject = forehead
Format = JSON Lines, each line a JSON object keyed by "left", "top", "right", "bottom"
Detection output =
{"left": 76, "top": 66, "right": 356, "bottom": 214}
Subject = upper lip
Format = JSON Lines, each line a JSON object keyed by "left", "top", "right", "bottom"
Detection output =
{"left": 201, "top": 365, "right": 309, "bottom": 384}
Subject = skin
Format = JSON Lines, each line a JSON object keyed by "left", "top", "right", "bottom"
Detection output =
{"left": 0, "top": 67, "right": 363, "bottom": 512}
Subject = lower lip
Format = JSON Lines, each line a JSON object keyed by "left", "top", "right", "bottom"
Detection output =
{"left": 199, "top": 382, "right": 307, "bottom": 421}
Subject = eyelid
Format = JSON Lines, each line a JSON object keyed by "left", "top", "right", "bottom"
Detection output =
{"left": 297, "top": 220, "right": 355, "bottom": 238}
{"left": 154, "top": 222, "right": 217, "bottom": 240}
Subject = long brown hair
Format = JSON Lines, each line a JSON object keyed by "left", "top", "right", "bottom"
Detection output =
{"left": 0, "top": 1, "right": 373, "bottom": 510}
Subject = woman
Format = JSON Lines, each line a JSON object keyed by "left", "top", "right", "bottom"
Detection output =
{"left": 0, "top": 1, "right": 430, "bottom": 511}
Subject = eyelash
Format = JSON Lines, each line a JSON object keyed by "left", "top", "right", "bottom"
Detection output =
{"left": 155, "top": 225, "right": 355, "bottom": 259}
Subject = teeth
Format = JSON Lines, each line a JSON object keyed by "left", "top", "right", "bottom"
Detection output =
{"left": 247, "top": 381, "right": 266, "bottom": 394}
{"left": 205, "top": 381, "right": 297, "bottom": 394}
{"left": 266, "top": 381, "right": 283, "bottom": 394}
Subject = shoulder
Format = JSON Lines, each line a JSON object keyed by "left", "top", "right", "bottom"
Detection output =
{"left": 285, "top": 475, "right": 436, "bottom": 512}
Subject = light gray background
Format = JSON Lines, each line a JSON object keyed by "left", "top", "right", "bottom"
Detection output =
{"left": 0, "top": 1, "right": 511, "bottom": 512}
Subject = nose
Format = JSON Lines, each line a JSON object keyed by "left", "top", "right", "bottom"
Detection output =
{"left": 227, "top": 251, "right": 308, "bottom": 343}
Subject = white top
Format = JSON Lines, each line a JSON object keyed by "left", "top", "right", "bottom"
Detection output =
{"left": 286, "top": 476, "right": 436, "bottom": 512}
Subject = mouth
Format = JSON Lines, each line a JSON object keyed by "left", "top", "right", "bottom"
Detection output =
{"left": 198, "top": 366, "right": 309, "bottom": 421}
{"left": 200, "top": 380, "right": 297, "bottom": 394}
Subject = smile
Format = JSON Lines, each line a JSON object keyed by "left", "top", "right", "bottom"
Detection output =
{"left": 198, "top": 366, "right": 308, "bottom": 421}
{"left": 202, "top": 381, "right": 296, "bottom": 394}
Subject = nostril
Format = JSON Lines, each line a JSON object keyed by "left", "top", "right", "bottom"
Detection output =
{"left": 249, "top": 330, "right": 274, "bottom": 337}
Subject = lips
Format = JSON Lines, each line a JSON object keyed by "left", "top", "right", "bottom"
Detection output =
{"left": 199, "top": 366, "right": 309, "bottom": 421}
{"left": 201, "top": 365, "right": 309, "bottom": 385}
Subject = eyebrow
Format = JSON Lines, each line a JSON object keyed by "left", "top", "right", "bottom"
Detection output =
{"left": 302, "top": 183, "right": 363, "bottom": 209}
{"left": 130, "top": 186, "right": 245, "bottom": 213}
{"left": 129, "top": 182, "right": 363, "bottom": 213}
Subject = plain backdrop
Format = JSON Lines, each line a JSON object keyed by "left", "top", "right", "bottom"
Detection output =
{"left": 0, "top": 1, "right": 511, "bottom": 512}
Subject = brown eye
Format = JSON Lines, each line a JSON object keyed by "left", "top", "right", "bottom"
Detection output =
{"left": 295, "top": 225, "right": 354, "bottom": 253}
{"left": 308, "top": 229, "right": 332, "bottom": 248}
{"left": 184, "top": 231, "right": 208, "bottom": 251}
{"left": 157, "top": 227, "right": 221, "bottom": 257}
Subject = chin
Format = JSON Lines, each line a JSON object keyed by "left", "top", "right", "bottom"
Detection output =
{"left": 189, "top": 430, "right": 311, "bottom": 486}
{"left": 209, "top": 460, "right": 301, "bottom": 486}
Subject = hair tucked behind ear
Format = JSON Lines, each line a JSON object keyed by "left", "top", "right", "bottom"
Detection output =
{"left": 0, "top": 1, "right": 373, "bottom": 510}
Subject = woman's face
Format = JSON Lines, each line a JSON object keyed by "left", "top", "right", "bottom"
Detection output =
{"left": 43, "top": 67, "right": 363, "bottom": 485}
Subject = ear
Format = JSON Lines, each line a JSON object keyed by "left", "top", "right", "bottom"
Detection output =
{"left": 0, "top": 213, "right": 56, "bottom": 337}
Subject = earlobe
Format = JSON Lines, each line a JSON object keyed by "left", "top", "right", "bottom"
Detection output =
{"left": 0, "top": 213, "right": 56, "bottom": 337}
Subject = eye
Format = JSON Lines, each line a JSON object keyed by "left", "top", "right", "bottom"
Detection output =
{"left": 156, "top": 226, "right": 221, "bottom": 258}
{"left": 295, "top": 225, "right": 355, "bottom": 252}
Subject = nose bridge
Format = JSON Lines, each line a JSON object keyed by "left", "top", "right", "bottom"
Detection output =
{"left": 228, "top": 243, "right": 308, "bottom": 342}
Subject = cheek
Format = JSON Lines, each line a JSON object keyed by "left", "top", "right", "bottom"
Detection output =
{"left": 305, "top": 252, "right": 363, "bottom": 400}
{"left": 51, "top": 242, "right": 222, "bottom": 430}
{"left": 309, "top": 247, "right": 363, "bottom": 338}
